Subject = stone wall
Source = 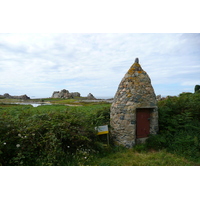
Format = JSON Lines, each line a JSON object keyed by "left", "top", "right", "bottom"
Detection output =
{"left": 110, "top": 58, "right": 158, "bottom": 148}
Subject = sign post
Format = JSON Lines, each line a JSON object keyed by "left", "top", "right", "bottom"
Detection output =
{"left": 95, "top": 125, "right": 109, "bottom": 146}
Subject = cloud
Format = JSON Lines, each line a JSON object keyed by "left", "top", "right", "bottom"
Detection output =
{"left": 0, "top": 33, "right": 200, "bottom": 98}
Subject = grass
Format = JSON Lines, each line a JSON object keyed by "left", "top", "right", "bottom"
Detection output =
{"left": 51, "top": 99, "right": 79, "bottom": 104}
{"left": 1, "top": 98, "right": 199, "bottom": 166}
{"left": 90, "top": 148, "right": 197, "bottom": 166}
{"left": 0, "top": 99, "right": 22, "bottom": 103}
{"left": 0, "top": 103, "right": 110, "bottom": 120}
{"left": 0, "top": 98, "right": 111, "bottom": 107}
{"left": 0, "top": 103, "right": 32, "bottom": 108}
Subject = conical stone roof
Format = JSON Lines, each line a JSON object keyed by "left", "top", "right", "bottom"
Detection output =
{"left": 110, "top": 58, "right": 158, "bottom": 147}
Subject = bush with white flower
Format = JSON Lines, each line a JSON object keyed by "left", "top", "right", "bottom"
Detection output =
{"left": 0, "top": 104, "right": 110, "bottom": 166}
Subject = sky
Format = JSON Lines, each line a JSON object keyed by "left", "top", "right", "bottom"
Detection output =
{"left": 0, "top": 33, "right": 199, "bottom": 98}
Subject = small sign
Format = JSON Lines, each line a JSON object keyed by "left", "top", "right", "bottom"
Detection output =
{"left": 95, "top": 125, "right": 109, "bottom": 135}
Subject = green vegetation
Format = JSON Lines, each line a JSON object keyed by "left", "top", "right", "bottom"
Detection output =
{"left": 146, "top": 92, "right": 200, "bottom": 163}
{"left": 0, "top": 104, "right": 110, "bottom": 165}
{"left": 1, "top": 92, "right": 200, "bottom": 166}
{"left": 90, "top": 147, "right": 196, "bottom": 166}
{"left": 195, "top": 85, "right": 200, "bottom": 93}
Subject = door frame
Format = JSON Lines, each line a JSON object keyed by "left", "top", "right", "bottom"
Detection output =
{"left": 136, "top": 108, "right": 152, "bottom": 139}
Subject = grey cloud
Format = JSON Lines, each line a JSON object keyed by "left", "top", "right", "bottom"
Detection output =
{"left": 0, "top": 33, "right": 199, "bottom": 98}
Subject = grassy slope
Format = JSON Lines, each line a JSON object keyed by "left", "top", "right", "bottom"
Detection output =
{"left": 90, "top": 148, "right": 197, "bottom": 166}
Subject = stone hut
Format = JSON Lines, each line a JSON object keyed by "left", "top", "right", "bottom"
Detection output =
{"left": 110, "top": 58, "right": 158, "bottom": 148}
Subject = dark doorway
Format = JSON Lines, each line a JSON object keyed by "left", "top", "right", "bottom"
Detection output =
{"left": 136, "top": 108, "right": 151, "bottom": 138}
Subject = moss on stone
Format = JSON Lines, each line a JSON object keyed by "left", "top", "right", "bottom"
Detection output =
{"left": 128, "top": 63, "right": 143, "bottom": 75}
{"left": 128, "top": 68, "right": 135, "bottom": 75}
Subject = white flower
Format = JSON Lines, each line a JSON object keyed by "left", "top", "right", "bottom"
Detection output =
{"left": 67, "top": 146, "right": 70, "bottom": 148}
{"left": 18, "top": 134, "right": 22, "bottom": 137}
{"left": 84, "top": 157, "right": 87, "bottom": 159}
{"left": 16, "top": 144, "right": 20, "bottom": 148}
{"left": 3, "top": 142, "right": 6, "bottom": 145}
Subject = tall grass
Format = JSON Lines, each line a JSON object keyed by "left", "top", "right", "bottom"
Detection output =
{"left": 90, "top": 147, "right": 196, "bottom": 166}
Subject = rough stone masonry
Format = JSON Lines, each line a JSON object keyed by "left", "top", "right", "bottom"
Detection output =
{"left": 110, "top": 58, "right": 158, "bottom": 148}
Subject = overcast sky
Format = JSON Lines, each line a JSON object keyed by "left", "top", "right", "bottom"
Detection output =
{"left": 0, "top": 33, "right": 199, "bottom": 98}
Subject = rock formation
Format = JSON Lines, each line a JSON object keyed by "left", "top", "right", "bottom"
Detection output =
{"left": 51, "top": 89, "right": 80, "bottom": 99}
{"left": 51, "top": 91, "right": 60, "bottom": 98}
{"left": 87, "top": 93, "right": 96, "bottom": 100}
{"left": 71, "top": 92, "right": 81, "bottom": 98}
{"left": 0, "top": 93, "right": 30, "bottom": 100}
{"left": 110, "top": 58, "right": 158, "bottom": 148}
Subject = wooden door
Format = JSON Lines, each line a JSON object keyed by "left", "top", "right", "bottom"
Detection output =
{"left": 136, "top": 109, "right": 151, "bottom": 138}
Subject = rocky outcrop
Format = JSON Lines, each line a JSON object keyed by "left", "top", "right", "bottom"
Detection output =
{"left": 58, "top": 89, "right": 70, "bottom": 98}
{"left": 51, "top": 89, "right": 80, "bottom": 99}
{"left": 51, "top": 91, "right": 60, "bottom": 98}
{"left": 87, "top": 93, "right": 96, "bottom": 100}
{"left": 0, "top": 93, "right": 30, "bottom": 100}
{"left": 71, "top": 92, "right": 81, "bottom": 98}
{"left": 110, "top": 58, "right": 158, "bottom": 148}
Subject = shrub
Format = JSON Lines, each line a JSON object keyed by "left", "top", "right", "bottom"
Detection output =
{"left": 194, "top": 85, "right": 200, "bottom": 93}
{"left": 0, "top": 105, "right": 111, "bottom": 166}
{"left": 146, "top": 92, "right": 200, "bottom": 162}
